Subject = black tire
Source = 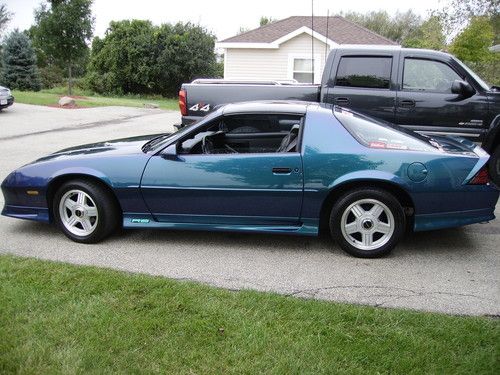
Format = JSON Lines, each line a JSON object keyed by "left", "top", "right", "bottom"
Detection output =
{"left": 52, "top": 179, "right": 119, "bottom": 243}
{"left": 488, "top": 146, "right": 500, "bottom": 188}
{"left": 329, "top": 188, "right": 406, "bottom": 258}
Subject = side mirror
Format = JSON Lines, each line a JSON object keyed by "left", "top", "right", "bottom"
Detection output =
{"left": 451, "top": 80, "right": 475, "bottom": 97}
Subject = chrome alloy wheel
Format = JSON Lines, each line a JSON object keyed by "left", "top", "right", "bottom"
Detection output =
{"left": 340, "top": 198, "right": 395, "bottom": 251}
{"left": 58, "top": 189, "right": 98, "bottom": 236}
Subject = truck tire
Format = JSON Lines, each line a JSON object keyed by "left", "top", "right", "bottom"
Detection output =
{"left": 488, "top": 146, "right": 500, "bottom": 187}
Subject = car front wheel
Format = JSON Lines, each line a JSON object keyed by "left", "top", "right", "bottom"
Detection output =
{"left": 53, "top": 179, "right": 119, "bottom": 243}
{"left": 330, "top": 188, "right": 405, "bottom": 258}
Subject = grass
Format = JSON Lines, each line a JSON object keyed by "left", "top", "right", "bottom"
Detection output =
{"left": 12, "top": 87, "right": 178, "bottom": 111}
{"left": 0, "top": 255, "right": 498, "bottom": 374}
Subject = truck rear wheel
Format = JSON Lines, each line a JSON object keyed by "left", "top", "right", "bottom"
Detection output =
{"left": 488, "top": 146, "right": 500, "bottom": 187}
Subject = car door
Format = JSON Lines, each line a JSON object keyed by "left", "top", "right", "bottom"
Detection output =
{"left": 323, "top": 53, "right": 397, "bottom": 123}
{"left": 395, "top": 54, "right": 489, "bottom": 140}
{"left": 140, "top": 113, "right": 304, "bottom": 226}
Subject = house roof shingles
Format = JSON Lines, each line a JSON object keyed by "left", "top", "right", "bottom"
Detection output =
{"left": 220, "top": 16, "right": 398, "bottom": 45}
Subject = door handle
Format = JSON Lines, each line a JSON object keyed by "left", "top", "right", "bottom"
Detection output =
{"left": 399, "top": 99, "right": 416, "bottom": 108}
{"left": 272, "top": 167, "right": 292, "bottom": 174}
{"left": 335, "top": 97, "right": 350, "bottom": 105}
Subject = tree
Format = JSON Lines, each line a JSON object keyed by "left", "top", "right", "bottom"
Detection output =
{"left": 32, "top": 0, "right": 94, "bottom": 94}
{"left": 259, "top": 16, "right": 276, "bottom": 26}
{"left": 1, "top": 30, "right": 41, "bottom": 91}
{"left": 153, "top": 23, "right": 218, "bottom": 95}
{"left": 449, "top": 17, "right": 495, "bottom": 62}
{"left": 0, "top": 3, "right": 11, "bottom": 37}
{"left": 449, "top": 16, "right": 499, "bottom": 86}
{"left": 403, "top": 17, "right": 446, "bottom": 50}
{"left": 237, "top": 26, "right": 250, "bottom": 35}
{"left": 86, "top": 20, "right": 157, "bottom": 95}
{"left": 341, "top": 10, "right": 422, "bottom": 44}
{"left": 86, "top": 20, "right": 218, "bottom": 96}
{"left": 433, "top": 0, "right": 498, "bottom": 36}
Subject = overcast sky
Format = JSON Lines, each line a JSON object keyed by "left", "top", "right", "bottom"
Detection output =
{"left": 5, "top": 0, "right": 444, "bottom": 40}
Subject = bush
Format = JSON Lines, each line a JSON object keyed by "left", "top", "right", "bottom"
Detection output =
{"left": 38, "top": 64, "right": 64, "bottom": 89}
{"left": 85, "top": 20, "right": 218, "bottom": 97}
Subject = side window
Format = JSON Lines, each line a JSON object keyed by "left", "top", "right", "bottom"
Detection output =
{"left": 179, "top": 114, "right": 303, "bottom": 155}
{"left": 403, "top": 58, "right": 462, "bottom": 93}
{"left": 334, "top": 56, "right": 392, "bottom": 89}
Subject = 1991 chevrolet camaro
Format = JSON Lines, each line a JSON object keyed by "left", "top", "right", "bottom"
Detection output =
{"left": 2, "top": 102, "right": 498, "bottom": 257}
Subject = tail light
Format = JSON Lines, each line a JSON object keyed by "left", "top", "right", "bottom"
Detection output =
{"left": 178, "top": 89, "right": 187, "bottom": 116}
{"left": 468, "top": 166, "right": 489, "bottom": 185}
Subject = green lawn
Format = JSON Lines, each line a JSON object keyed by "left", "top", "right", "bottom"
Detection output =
{"left": 0, "top": 255, "right": 498, "bottom": 374}
{"left": 12, "top": 88, "right": 178, "bottom": 111}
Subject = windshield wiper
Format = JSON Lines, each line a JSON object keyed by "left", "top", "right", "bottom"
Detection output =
{"left": 142, "top": 134, "right": 172, "bottom": 153}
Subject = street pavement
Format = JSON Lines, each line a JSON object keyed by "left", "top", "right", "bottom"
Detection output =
{"left": 1, "top": 103, "right": 499, "bottom": 316}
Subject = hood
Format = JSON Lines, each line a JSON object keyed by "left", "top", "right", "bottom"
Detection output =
{"left": 34, "top": 133, "right": 167, "bottom": 163}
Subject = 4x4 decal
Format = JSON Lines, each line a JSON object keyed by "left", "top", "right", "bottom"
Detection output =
{"left": 189, "top": 103, "right": 210, "bottom": 112}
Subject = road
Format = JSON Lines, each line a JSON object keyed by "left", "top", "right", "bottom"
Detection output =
{"left": 1, "top": 103, "right": 499, "bottom": 316}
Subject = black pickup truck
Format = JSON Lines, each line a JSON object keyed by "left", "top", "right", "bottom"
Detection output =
{"left": 179, "top": 46, "right": 500, "bottom": 185}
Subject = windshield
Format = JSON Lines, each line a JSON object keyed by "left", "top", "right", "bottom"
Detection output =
{"left": 142, "top": 109, "right": 224, "bottom": 152}
{"left": 454, "top": 58, "right": 490, "bottom": 91}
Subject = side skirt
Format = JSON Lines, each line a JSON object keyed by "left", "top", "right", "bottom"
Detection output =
{"left": 123, "top": 213, "right": 318, "bottom": 236}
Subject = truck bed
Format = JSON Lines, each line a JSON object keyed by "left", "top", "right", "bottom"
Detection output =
{"left": 181, "top": 81, "right": 320, "bottom": 125}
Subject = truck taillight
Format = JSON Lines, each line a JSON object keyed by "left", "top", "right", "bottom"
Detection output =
{"left": 468, "top": 166, "right": 489, "bottom": 185}
{"left": 179, "top": 89, "right": 187, "bottom": 116}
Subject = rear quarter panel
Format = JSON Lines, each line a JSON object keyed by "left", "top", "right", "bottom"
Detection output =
{"left": 300, "top": 107, "right": 498, "bottom": 226}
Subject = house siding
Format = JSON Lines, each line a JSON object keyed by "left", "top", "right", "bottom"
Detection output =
{"left": 224, "top": 33, "right": 331, "bottom": 83}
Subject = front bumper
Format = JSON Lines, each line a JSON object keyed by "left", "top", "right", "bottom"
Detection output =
{"left": 1, "top": 204, "right": 50, "bottom": 223}
{"left": 0, "top": 96, "right": 14, "bottom": 109}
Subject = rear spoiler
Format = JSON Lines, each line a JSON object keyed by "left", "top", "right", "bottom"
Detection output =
{"left": 432, "top": 135, "right": 490, "bottom": 185}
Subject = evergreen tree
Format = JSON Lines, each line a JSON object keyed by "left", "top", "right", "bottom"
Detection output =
{"left": 1, "top": 30, "right": 41, "bottom": 91}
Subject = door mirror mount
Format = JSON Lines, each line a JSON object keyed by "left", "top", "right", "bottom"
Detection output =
{"left": 451, "top": 79, "right": 475, "bottom": 97}
{"left": 161, "top": 143, "right": 178, "bottom": 159}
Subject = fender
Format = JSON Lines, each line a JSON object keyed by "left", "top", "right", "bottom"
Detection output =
{"left": 48, "top": 167, "right": 115, "bottom": 188}
{"left": 328, "top": 170, "right": 412, "bottom": 191}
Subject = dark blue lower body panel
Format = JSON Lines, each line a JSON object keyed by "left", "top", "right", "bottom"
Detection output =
{"left": 414, "top": 208, "right": 495, "bottom": 231}
{"left": 2, "top": 205, "right": 50, "bottom": 223}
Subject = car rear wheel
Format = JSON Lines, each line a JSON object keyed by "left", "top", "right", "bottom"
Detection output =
{"left": 53, "top": 179, "right": 119, "bottom": 243}
{"left": 329, "top": 188, "right": 405, "bottom": 258}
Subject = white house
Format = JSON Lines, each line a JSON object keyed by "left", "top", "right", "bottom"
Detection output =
{"left": 216, "top": 16, "right": 397, "bottom": 84}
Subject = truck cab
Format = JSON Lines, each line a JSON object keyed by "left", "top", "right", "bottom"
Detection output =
{"left": 322, "top": 46, "right": 494, "bottom": 141}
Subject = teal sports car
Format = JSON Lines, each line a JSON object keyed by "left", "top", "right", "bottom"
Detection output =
{"left": 2, "top": 102, "right": 498, "bottom": 257}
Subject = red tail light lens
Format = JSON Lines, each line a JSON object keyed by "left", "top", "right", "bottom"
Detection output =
{"left": 178, "top": 89, "right": 187, "bottom": 116}
{"left": 468, "top": 166, "right": 489, "bottom": 185}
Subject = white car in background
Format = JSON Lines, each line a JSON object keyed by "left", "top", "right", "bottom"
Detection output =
{"left": 0, "top": 86, "right": 14, "bottom": 111}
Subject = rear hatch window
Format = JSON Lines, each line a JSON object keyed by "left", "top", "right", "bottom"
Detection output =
{"left": 333, "top": 107, "right": 438, "bottom": 152}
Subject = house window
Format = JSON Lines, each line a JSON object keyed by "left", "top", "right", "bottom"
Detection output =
{"left": 293, "top": 58, "right": 314, "bottom": 83}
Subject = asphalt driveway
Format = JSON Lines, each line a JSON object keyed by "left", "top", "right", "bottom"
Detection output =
{"left": 1, "top": 103, "right": 499, "bottom": 316}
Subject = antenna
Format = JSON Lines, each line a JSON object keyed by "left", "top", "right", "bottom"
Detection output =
{"left": 311, "top": 0, "right": 314, "bottom": 84}
{"left": 325, "top": 9, "right": 329, "bottom": 64}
